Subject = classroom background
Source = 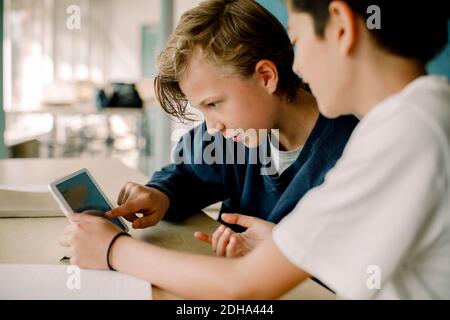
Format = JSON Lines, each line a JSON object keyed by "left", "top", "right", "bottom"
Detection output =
{"left": 0, "top": 0, "right": 448, "bottom": 173}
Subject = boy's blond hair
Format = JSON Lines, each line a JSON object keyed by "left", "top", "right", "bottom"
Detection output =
{"left": 155, "top": 0, "right": 302, "bottom": 121}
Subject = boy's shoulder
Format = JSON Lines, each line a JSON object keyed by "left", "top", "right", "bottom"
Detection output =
{"left": 403, "top": 76, "right": 450, "bottom": 130}
{"left": 358, "top": 76, "right": 449, "bottom": 131}
{"left": 347, "top": 76, "right": 450, "bottom": 171}
{"left": 384, "top": 75, "right": 450, "bottom": 143}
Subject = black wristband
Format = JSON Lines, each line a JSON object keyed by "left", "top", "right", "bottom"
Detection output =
{"left": 107, "top": 232, "right": 131, "bottom": 271}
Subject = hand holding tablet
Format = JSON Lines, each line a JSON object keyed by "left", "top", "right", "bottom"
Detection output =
{"left": 48, "top": 168, "right": 128, "bottom": 231}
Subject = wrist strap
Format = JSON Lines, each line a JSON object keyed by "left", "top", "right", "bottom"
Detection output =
{"left": 107, "top": 231, "right": 131, "bottom": 271}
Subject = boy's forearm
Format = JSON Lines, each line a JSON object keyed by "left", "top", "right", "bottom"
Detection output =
{"left": 110, "top": 236, "right": 309, "bottom": 299}
{"left": 111, "top": 236, "right": 246, "bottom": 299}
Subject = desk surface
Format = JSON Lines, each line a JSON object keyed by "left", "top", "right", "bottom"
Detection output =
{"left": 0, "top": 158, "right": 335, "bottom": 300}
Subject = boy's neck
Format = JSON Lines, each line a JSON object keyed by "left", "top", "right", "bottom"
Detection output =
{"left": 353, "top": 54, "right": 426, "bottom": 117}
{"left": 273, "top": 89, "right": 319, "bottom": 151}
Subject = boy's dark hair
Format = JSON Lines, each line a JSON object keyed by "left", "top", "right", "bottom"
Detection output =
{"left": 155, "top": 0, "right": 303, "bottom": 122}
{"left": 290, "top": 0, "right": 449, "bottom": 63}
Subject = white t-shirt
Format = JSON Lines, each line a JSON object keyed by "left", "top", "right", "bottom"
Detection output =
{"left": 273, "top": 76, "right": 450, "bottom": 299}
{"left": 269, "top": 133, "right": 302, "bottom": 175}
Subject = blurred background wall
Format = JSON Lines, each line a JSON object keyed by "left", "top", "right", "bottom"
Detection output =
{"left": 0, "top": 0, "right": 448, "bottom": 174}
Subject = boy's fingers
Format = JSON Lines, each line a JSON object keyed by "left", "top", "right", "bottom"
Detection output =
{"left": 58, "top": 235, "right": 71, "bottom": 247}
{"left": 211, "top": 225, "right": 226, "bottom": 252}
{"left": 116, "top": 185, "right": 127, "bottom": 205}
{"left": 105, "top": 198, "right": 145, "bottom": 218}
{"left": 215, "top": 228, "right": 232, "bottom": 257}
{"left": 226, "top": 236, "right": 237, "bottom": 258}
{"left": 122, "top": 213, "right": 139, "bottom": 223}
{"left": 131, "top": 213, "right": 160, "bottom": 229}
{"left": 105, "top": 207, "right": 124, "bottom": 218}
{"left": 194, "top": 231, "right": 212, "bottom": 244}
{"left": 117, "top": 181, "right": 136, "bottom": 205}
{"left": 120, "top": 182, "right": 136, "bottom": 205}
{"left": 221, "top": 213, "right": 257, "bottom": 228}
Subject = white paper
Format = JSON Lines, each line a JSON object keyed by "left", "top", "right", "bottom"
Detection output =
{"left": 0, "top": 264, "right": 152, "bottom": 300}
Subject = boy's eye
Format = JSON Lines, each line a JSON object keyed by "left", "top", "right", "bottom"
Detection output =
{"left": 208, "top": 102, "right": 219, "bottom": 108}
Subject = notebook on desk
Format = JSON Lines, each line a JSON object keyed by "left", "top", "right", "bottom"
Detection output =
{"left": 0, "top": 264, "right": 152, "bottom": 300}
{"left": 0, "top": 189, "right": 63, "bottom": 217}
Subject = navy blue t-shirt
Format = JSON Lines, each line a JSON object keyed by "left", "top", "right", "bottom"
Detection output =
{"left": 148, "top": 114, "right": 358, "bottom": 225}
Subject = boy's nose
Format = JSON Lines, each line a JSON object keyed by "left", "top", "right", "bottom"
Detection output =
{"left": 215, "top": 122, "right": 226, "bottom": 133}
{"left": 292, "top": 56, "right": 303, "bottom": 78}
{"left": 206, "top": 119, "right": 225, "bottom": 135}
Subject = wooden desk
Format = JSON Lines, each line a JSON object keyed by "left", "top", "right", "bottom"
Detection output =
{"left": 0, "top": 158, "right": 335, "bottom": 300}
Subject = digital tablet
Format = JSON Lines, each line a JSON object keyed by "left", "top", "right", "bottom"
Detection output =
{"left": 48, "top": 168, "right": 128, "bottom": 231}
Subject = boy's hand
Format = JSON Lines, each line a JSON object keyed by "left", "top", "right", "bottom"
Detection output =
{"left": 194, "top": 213, "right": 275, "bottom": 257}
{"left": 59, "top": 212, "right": 123, "bottom": 269}
{"left": 104, "top": 182, "right": 170, "bottom": 229}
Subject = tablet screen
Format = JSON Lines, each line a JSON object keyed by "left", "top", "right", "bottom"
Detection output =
{"left": 55, "top": 171, "right": 126, "bottom": 230}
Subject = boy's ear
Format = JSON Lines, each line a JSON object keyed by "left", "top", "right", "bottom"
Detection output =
{"left": 327, "top": 1, "right": 357, "bottom": 56}
{"left": 254, "top": 60, "right": 278, "bottom": 95}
